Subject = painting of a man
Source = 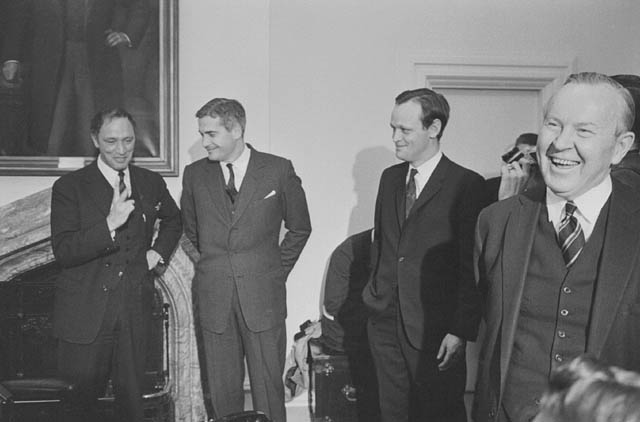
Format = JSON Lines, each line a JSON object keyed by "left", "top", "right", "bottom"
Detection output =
{"left": 1, "top": 0, "right": 150, "bottom": 156}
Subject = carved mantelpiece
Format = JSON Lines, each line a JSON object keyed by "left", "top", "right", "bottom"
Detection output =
{"left": 0, "top": 188, "right": 206, "bottom": 422}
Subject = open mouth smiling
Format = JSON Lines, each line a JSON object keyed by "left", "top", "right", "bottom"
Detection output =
{"left": 549, "top": 157, "right": 580, "bottom": 168}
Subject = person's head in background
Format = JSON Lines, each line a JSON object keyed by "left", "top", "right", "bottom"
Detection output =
{"left": 534, "top": 355, "right": 640, "bottom": 422}
{"left": 611, "top": 74, "right": 640, "bottom": 150}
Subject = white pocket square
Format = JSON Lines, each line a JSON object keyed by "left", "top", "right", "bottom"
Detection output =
{"left": 264, "top": 190, "right": 276, "bottom": 199}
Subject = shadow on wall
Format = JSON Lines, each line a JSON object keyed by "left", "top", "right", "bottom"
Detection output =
{"left": 347, "top": 146, "right": 396, "bottom": 236}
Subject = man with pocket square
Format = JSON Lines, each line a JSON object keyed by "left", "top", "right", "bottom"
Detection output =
{"left": 181, "top": 98, "right": 311, "bottom": 422}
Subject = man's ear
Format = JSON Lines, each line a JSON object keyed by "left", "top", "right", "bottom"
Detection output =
{"left": 427, "top": 119, "right": 442, "bottom": 139}
{"left": 611, "top": 131, "right": 635, "bottom": 165}
{"left": 91, "top": 135, "right": 99, "bottom": 149}
{"left": 231, "top": 123, "right": 243, "bottom": 140}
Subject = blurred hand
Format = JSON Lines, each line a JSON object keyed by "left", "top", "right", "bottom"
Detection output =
{"left": 437, "top": 334, "right": 466, "bottom": 371}
{"left": 498, "top": 159, "right": 532, "bottom": 201}
{"left": 2, "top": 61, "right": 19, "bottom": 82}
{"left": 104, "top": 29, "right": 130, "bottom": 47}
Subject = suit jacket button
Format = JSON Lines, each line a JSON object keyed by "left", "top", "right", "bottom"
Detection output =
{"left": 489, "top": 410, "right": 495, "bottom": 417}
{"left": 118, "top": 271, "right": 124, "bottom": 277}
{"left": 398, "top": 257, "right": 405, "bottom": 262}
{"left": 105, "top": 263, "right": 111, "bottom": 267}
{"left": 102, "top": 285, "right": 108, "bottom": 292}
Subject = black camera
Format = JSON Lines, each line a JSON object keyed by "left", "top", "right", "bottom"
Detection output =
{"left": 501, "top": 146, "right": 537, "bottom": 165}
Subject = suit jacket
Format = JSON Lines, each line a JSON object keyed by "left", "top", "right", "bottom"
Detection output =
{"left": 473, "top": 180, "right": 640, "bottom": 422}
{"left": 362, "top": 155, "right": 485, "bottom": 350}
{"left": 50, "top": 161, "right": 182, "bottom": 343}
{"left": 2, "top": 0, "right": 149, "bottom": 153}
{"left": 181, "top": 147, "right": 311, "bottom": 333}
{"left": 612, "top": 150, "right": 640, "bottom": 188}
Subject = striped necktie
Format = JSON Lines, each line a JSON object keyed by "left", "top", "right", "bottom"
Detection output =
{"left": 225, "top": 163, "right": 238, "bottom": 203}
{"left": 557, "top": 201, "right": 585, "bottom": 267}
{"left": 118, "top": 170, "right": 126, "bottom": 194}
{"left": 405, "top": 168, "right": 418, "bottom": 219}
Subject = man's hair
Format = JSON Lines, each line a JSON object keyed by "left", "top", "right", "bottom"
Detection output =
{"left": 90, "top": 108, "right": 136, "bottom": 138}
{"left": 395, "top": 88, "right": 450, "bottom": 139}
{"left": 538, "top": 355, "right": 640, "bottom": 422}
{"left": 548, "top": 72, "right": 636, "bottom": 136}
{"left": 515, "top": 133, "right": 537, "bottom": 148}
{"left": 196, "top": 98, "right": 246, "bottom": 135}
{"left": 612, "top": 74, "right": 640, "bottom": 143}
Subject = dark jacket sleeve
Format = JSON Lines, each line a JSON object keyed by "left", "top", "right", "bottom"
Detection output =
{"left": 50, "top": 177, "right": 116, "bottom": 268}
{"left": 150, "top": 174, "right": 182, "bottom": 262}
{"left": 279, "top": 160, "right": 312, "bottom": 277}
{"left": 449, "top": 173, "right": 487, "bottom": 341}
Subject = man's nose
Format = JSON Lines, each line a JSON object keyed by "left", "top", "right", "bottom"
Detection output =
{"left": 115, "top": 141, "right": 126, "bottom": 154}
{"left": 392, "top": 129, "right": 402, "bottom": 143}
{"left": 552, "top": 128, "right": 573, "bottom": 150}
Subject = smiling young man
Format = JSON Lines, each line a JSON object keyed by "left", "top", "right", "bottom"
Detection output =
{"left": 50, "top": 108, "right": 182, "bottom": 421}
{"left": 362, "top": 88, "right": 486, "bottom": 422}
{"left": 473, "top": 73, "right": 640, "bottom": 422}
{"left": 181, "top": 98, "right": 311, "bottom": 422}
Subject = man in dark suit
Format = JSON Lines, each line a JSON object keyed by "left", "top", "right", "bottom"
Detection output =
{"left": 321, "top": 229, "right": 380, "bottom": 422}
{"left": 50, "top": 108, "right": 182, "bottom": 421}
{"left": 473, "top": 73, "right": 639, "bottom": 422}
{"left": 2, "top": 0, "right": 149, "bottom": 155}
{"left": 362, "top": 88, "right": 485, "bottom": 422}
{"left": 181, "top": 98, "right": 311, "bottom": 422}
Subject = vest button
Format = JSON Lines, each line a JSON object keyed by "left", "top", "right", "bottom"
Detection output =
{"left": 118, "top": 271, "right": 124, "bottom": 277}
{"left": 560, "top": 309, "right": 569, "bottom": 316}
{"left": 563, "top": 286, "right": 572, "bottom": 294}
{"left": 398, "top": 257, "right": 405, "bottom": 263}
{"left": 554, "top": 353, "right": 563, "bottom": 362}
{"left": 102, "top": 285, "right": 108, "bottom": 292}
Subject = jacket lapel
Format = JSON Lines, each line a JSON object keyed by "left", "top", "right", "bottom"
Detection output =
{"left": 231, "top": 150, "right": 261, "bottom": 226}
{"left": 407, "top": 155, "right": 449, "bottom": 219}
{"left": 83, "top": 161, "right": 113, "bottom": 217}
{"left": 204, "top": 160, "right": 232, "bottom": 223}
{"left": 587, "top": 181, "right": 640, "bottom": 355}
{"left": 499, "top": 188, "right": 542, "bottom": 389}
{"left": 394, "top": 163, "right": 409, "bottom": 230}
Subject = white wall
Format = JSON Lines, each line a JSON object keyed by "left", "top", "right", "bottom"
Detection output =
{"left": 2, "top": 0, "right": 638, "bottom": 342}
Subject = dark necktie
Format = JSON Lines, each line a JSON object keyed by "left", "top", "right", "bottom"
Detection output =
{"left": 225, "top": 163, "right": 238, "bottom": 203}
{"left": 405, "top": 168, "right": 418, "bottom": 219}
{"left": 118, "top": 170, "right": 126, "bottom": 194}
{"left": 557, "top": 201, "right": 585, "bottom": 267}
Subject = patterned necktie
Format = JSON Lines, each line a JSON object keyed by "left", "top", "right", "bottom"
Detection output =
{"left": 557, "top": 201, "right": 585, "bottom": 267}
{"left": 118, "top": 170, "right": 126, "bottom": 194}
{"left": 405, "top": 168, "right": 418, "bottom": 219}
{"left": 225, "top": 163, "right": 238, "bottom": 203}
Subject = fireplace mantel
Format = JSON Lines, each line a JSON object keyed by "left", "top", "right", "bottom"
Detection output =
{"left": 0, "top": 188, "right": 206, "bottom": 422}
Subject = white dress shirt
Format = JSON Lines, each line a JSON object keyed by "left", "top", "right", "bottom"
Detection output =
{"left": 546, "top": 176, "right": 612, "bottom": 242}
{"left": 221, "top": 144, "right": 251, "bottom": 191}
{"left": 406, "top": 150, "right": 443, "bottom": 197}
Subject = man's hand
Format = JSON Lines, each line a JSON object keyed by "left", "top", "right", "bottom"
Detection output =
{"left": 2, "top": 61, "right": 19, "bottom": 82}
{"left": 498, "top": 159, "right": 532, "bottom": 201}
{"left": 437, "top": 334, "right": 466, "bottom": 371}
{"left": 106, "top": 180, "right": 135, "bottom": 232}
{"left": 146, "top": 249, "right": 162, "bottom": 270}
{"left": 104, "top": 29, "right": 131, "bottom": 47}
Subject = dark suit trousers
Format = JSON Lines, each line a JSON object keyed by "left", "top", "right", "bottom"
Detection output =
{"left": 201, "top": 286, "right": 287, "bottom": 422}
{"left": 368, "top": 296, "right": 467, "bottom": 422}
{"left": 57, "top": 281, "right": 148, "bottom": 422}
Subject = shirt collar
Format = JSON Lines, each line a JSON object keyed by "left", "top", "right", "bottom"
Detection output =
{"left": 546, "top": 175, "right": 612, "bottom": 226}
{"left": 409, "top": 150, "right": 442, "bottom": 178}
{"left": 221, "top": 143, "right": 251, "bottom": 173}
{"left": 97, "top": 155, "right": 129, "bottom": 187}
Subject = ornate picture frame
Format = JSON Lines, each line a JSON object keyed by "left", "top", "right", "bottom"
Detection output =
{"left": 0, "top": 0, "right": 178, "bottom": 176}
